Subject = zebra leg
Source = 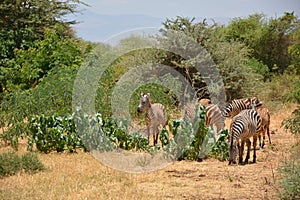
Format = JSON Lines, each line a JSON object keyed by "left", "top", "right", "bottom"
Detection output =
{"left": 154, "top": 127, "right": 159, "bottom": 146}
{"left": 156, "top": 127, "right": 160, "bottom": 146}
{"left": 262, "top": 130, "right": 266, "bottom": 149}
{"left": 238, "top": 140, "right": 244, "bottom": 165}
{"left": 244, "top": 139, "right": 251, "bottom": 164}
{"left": 252, "top": 135, "right": 258, "bottom": 163}
{"left": 147, "top": 126, "right": 150, "bottom": 145}
{"left": 153, "top": 130, "right": 156, "bottom": 146}
{"left": 258, "top": 133, "right": 262, "bottom": 149}
{"left": 267, "top": 126, "right": 271, "bottom": 145}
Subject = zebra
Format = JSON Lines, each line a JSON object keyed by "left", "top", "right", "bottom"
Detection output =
{"left": 228, "top": 106, "right": 261, "bottom": 165}
{"left": 183, "top": 98, "right": 224, "bottom": 135}
{"left": 199, "top": 98, "right": 225, "bottom": 134}
{"left": 205, "top": 103, "right": 225, "bottom": 134}
{"left": 137, "top": 93, "right": 166, "bottom": 146}
{"left": 256, "top": 107, "right": 271, "bottom": 148}
{"left": 222, "top": 97, "right": 263, "bottom": 118}
{"left": 182, "top": 102, "right": 198, "bottom": 122}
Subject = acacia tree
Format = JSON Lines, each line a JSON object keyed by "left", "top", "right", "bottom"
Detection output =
{"left": 158, "top": 16, "right": 258, "bottom": 100}
{"left": 0, "top": 0, "right": 84, "bottom": 38}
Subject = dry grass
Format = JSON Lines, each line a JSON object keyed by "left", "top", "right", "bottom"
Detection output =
{"left": 0, "top": 104, "right": 297, "bottom": 200}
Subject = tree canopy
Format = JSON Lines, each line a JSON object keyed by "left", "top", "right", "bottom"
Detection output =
{"left": 0, "top": 0, "right": 85, "bottom": 94}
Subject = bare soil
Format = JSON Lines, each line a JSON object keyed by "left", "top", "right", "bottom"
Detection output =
{"left": 0, "top": 104, "right": 297, "bottom": 200}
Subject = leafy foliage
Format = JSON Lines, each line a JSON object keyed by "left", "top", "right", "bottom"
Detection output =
{"left": 159, "top": 16, "right": 261, "bottom": 100}
{"left": 6, "top": 24, "right": 85, "bottom": 92}
{"left": 282, "top": 76, "right": 300, "bottom": 141}
{"left": 0, "top": 0, "right": 83, "bottom": 33}
{"left": 160, "top": 104, "right": 210, "bottom": 161}
{"left": 27, "top": 110, "right": 149, "bottom": 153}
{"left": 225, "top": 12, "right": 300, "bottom": 75}
{"left": 0, "top": 65, "right": 79, "bottom": 148}
{"left": 282, "top": 107, "right": 300, "bottom": 141}
{"left": 279, "top": 158, "right": 300, "bottom": 200}
{"left": 210, "top": 129, "right": 230, "bottom": 161}
{"left": 0, "top": 0, "right": 85, "bottom": 95}
{"left": 0, "top": 25, "right": 90, "bottom": 148}
{"left": 28, "top": 114, "right": 83, "bottom": 153}
{"left": 100, "top": 116, "right": 149, "bottom": 151}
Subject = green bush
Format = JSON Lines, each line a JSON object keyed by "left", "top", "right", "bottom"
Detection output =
{"left": 0, "top": 26, "right": 89, "bottom": 149}
{"left": 28, "top": 114, "right": 84, "bottom": 153}
{"left": 246, "top": 58, "right": 270, "bottom": 80}
{"left": 21, "top": 152, "right": 45, "bottom": 173}
{"left": 210, "top": 129, "right": 230, "bottom": 161}
{"left": 279, "top": 69, "right": 300, "bottom": 199}
{"left": 160, "top": 104, "right": 209, "bottom": 161}
{"left": 0, "top": 151, "right": 45, "bottom": 178}
{"left": 28, "top": 110, "right": 149, "bottom": 153}
{"left": 282, "top": 107, "right": 300, "bottom": 141}
{"left": 101, "top": 117, "right": 149, "bottom": 151}
{"left": 279, "top": 158, "right": 300, "bottom": 199}
{"left": 0, "top": 151, "right": 22, "bottom": 177}
{"left": 282, "top": 74, "right": 300, "bottom": 142}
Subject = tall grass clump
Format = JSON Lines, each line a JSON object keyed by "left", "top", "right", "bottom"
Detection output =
{"left": 0, "top": 151, "right": 45, "bottom": 178}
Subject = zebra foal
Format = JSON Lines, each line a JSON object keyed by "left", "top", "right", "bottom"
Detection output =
{"left": 228, "top": 108, "right": 261, "bottom": 165}
{"left": 137, "top": 93, "right": 166, "bottom": 146}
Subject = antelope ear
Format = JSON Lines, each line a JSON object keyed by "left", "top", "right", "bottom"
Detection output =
{"left": 147, "top": 93, "right": 150, "bottom": 97}
{"left": 141, "top": 93, "right": 144, "bottom": 96}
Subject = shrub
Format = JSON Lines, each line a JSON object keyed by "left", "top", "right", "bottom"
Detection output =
{"left": 282, "top": 75, "right": 300, "bottom": 142}
{"left": 0, "top": 151, "right": 45, "bottom": 178}
{"left": 160, "top": 104, "right": 209, "bottom": 161}
{"left": 75, "top": 113, "right": 148, "bottom": 152}
{"left": 279, "top": 157, "right": 300, "bottom": 200}
{"left": 28, "top": 114, "right": 84, "bottom": 153}
{"left": 28, "top": 110, "right": 149, "bottom": 153}
{"left": 210, "top": 129, "right": 230, "bottom": 161}
{"left": 0, "top": 151, "right": 22, "bottom": 177}
{"left": 282, "top": 107, "right": 300, "bottom": 142}
{"left": 21, "top": 152, "right": 45, "bottom": 173}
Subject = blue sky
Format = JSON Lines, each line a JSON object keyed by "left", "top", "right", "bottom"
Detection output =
{"left": 70, "top": 0, "right": 300, "bottom": 42}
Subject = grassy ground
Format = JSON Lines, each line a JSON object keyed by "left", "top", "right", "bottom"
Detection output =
{"left": 0, "top": 103, "right": 297, "bottom": 200}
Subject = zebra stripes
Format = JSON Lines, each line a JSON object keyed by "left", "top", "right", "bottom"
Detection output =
{"left": 182, "top": 102, "right": 199, "bottom": 122}
{"left": 222, "top": 97, "right": 262, "bottom": 118}
{"left": 137, "top": 93, "right": 166, "bottom": 146}
{"left": 205, "top": 103, "right": 225, "bottom": 134}
{"left": 228, "top": 108, "right": 261, "bottom": 165}
{"left": 183, "top": 99, "right": 225, "bottom": 134}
